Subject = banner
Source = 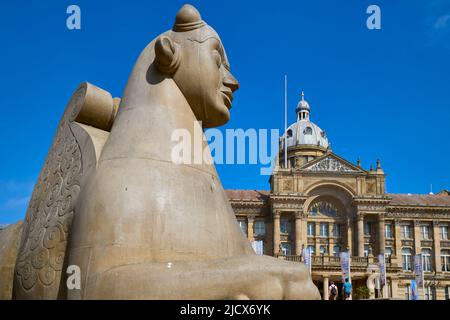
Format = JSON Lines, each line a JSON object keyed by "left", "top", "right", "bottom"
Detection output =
{"left": 340, "top": 251, "right": 350, "bottom": 282}
{"left": 251, "top": 240, "right": 264, "bottom": 255}
{"left": 413, "top": 254, "right": 424, "bottom": 287}
{"left": 377, "top": 254, "right": 386, "bottom": 286}
{"left": 411, "top": 280, "right": 419, "bottom": 300}
{"left": 302, "top": 247, "right": 311, "bottom": 271}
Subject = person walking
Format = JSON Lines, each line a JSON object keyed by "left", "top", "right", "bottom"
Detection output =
{"left": 343, "top": 278, "right": 352, "bottom": 300}
{"left": 328, "top": 281, "right": 338, "bottom": 300}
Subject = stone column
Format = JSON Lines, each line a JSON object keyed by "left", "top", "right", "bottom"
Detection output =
{"left": 247, "top": 214, "right": 255, "bottom": 242}
{"left": 301, "top": 214, "right": 308, "bottom": 249}
{"left": 295, "top": 212, "right": 302, "bottom": 255}
{"left": 346, "top": 217, "right": 353, "bottom": 255}
{"left": 378, "top": 214, "right": 386, "bottom": 254}
{"left": 357, "top": 214, "right": 365, "bottom": 257}
{"left": 433, "top": 220, "right": 441, "bottom": 273}
{"left": 267, "top": 220, "right": 273, "bottom": 255}
{"left": 394, "top": 219, "right": 402, "bottom": 257}
{"left": 273, "top": 211, "right": 280, "bottom": 255}
{"left": 323, "top": 276, "right": 329, "bottom": 300}
{"left": 413, "top": 220, "right": 421, "bottom": 255}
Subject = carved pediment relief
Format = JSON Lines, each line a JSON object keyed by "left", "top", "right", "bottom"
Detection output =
{"left": 302, "top": 154, "right": 361, "bottom": 173}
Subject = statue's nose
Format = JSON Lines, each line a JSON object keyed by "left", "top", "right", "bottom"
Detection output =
{"left": 223, "top": 71, "right": 239, "bottom": 93}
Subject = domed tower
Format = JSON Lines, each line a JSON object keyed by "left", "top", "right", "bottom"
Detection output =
{"left": 279, "top": 92, "right": 330, "bottom": 168}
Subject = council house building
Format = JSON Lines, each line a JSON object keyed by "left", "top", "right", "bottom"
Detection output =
{"left": 226, "top": 92, "right": 450, "bottom": 300}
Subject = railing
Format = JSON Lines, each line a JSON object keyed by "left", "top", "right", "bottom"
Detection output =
{"left": 279, "top": 254, "right": 392, "bottom": 268}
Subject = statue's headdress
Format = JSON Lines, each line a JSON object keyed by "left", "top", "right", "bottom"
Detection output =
{"left": 172, "top": 4, "right": 206, "bottom": 32}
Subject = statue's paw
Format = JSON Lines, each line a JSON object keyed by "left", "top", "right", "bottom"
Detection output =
{"left": 235, "top": 255, "right": 321, "bottom": 300}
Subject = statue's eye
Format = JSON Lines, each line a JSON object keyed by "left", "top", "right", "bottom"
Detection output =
{"left": 212, "top": 50, "right": 222, "bottom": 68}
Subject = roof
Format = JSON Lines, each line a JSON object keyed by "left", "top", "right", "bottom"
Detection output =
{"left": 226, "top": 190, "right": 269, "bottom": 201}
{"left": 226, "top": 189, "right": 450, "bottom": 207}
{"left": 387, "top": 193, "right": 450, "bottom": 207}
{"left": 282, "top": 120, "right": 330, "bottom": 149}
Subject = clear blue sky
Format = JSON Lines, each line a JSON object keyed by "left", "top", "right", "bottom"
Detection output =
{"left": 1, "top": 0, "right": 449, "bottom": 224}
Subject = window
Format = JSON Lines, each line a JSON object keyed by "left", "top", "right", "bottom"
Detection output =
{"left": 425, "top": 286, "right": 435, "bottom": 300}
{"left": 421, "top": 225, "right": 430, "bottom": 240}
{"left": 364, "top": 221, "right": 371, "bottom": 236}
{"left": 385, "top": 223, "right": 393, "bottom": 238}
{"left": 286, "top": 129, "right": 292, "bottom": 138}
{"left": 445, "top": 286, "right": 450, "bottom": 300}
{"left": 441, "top": 225, "right": 449, "bottom": 240}
{"left": 401, "top": 224, "right": 412, "bottom": 239}
{"left": 402, "top": 248, "right": 413, "bottom": 271}
{"left": 441, "top": 249, "right": 450, "bottom": 272}
{"left": 307, "top": 222, "right": 315, "bottom": 237}
{"left": 304, "top": 126, "right": 312, "bottom": 135}
{"left": 385, "top": 247, "right": 393, "bottom": 257}
{"left": 422, "top": 249, "right": 432, "bottom": 272}
{"left": 319, "top": 245, "right": 327, "bottom": 255}
{"left": 405, "top": 284, "right": 411, "bottom": 300}
{"left": 280, "top": 219, "right": 291, "bottom": 234}
{"left": 364, "top": 244, "right": 370, "bottom": 257}
{"left": 333, "top": 245, "right": 340, "bottom": 257}
{"left": 307, "top": 245, "right": 315, "bottom": 256}
{"left": 254, "top": 221, "right": 265, "bottom": 236}
{"left": 281, "top": 243, "right": 291, "bottom": 255}
{"left": 332, "top": 223, "right": 341, "bottom": 237}
{"left": 319, "top": 223, "right": 329, "bottom": 237}
{"left": 238, "top": 220, "right": 247, "bottom": 236}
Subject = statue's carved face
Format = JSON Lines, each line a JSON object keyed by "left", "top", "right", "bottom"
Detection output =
{"left": 155, "top": 26, "right": 239, "bottom": 128}
{"left": 179, "top": 32, "right": 238, "bottom": 127}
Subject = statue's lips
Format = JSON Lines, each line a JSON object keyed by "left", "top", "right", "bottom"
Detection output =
{"left": 221, "top": 90, "right": 233, "bottom": 109}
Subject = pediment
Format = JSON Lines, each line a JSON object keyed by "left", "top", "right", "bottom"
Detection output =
{"left": 301, "top": 153, "right": 363, "bottom": 173}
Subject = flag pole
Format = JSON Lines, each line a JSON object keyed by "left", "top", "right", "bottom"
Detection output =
{"left": 284, "top": 75, "right": 287, "bottom": 169}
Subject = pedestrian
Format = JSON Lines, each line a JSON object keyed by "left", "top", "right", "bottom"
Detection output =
{"left": 328, "top": 281, "right": 338, "bottom": 300}
{"left": 343, "top": 278, "right": 352, "bottom": 300}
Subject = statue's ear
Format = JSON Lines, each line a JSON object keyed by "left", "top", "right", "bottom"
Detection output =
{"left": 154, "top": 36, "right": 181, "bottom": 75}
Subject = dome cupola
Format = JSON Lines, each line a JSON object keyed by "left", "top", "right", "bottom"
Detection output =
{"left": 283, "top": 92, "right": 330, "bottom": 150}
{"left": 296, "top": 91, "right": 310, "bottom": 121}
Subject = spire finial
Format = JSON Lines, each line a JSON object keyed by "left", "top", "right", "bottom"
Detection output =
{"left": 301, "top": 91, "right": 305, "bottom": 101}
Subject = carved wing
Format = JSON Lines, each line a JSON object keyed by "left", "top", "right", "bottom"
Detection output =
{"left": 13, "top": 83, "right": 119, "bottom": 299}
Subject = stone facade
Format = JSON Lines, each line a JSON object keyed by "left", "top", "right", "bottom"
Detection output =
{"left": 226, "top": 94, "right": 450, "bottom": 300}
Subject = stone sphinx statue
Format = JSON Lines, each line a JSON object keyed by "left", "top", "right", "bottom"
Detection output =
{"left": 7, "top": 4, "right": 320, "bottom": 300}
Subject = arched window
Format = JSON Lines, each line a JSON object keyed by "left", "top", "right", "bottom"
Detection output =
{"left": 422, "top": 248, "right": 432, "bottom": 272}
{"left": 309, "top": 201, "right": 338, "bottom": 217}
{"left": 304, "top": 126, "right": 313, "bottom": 135}
{"left": 441, "top": 249, "right": 450, "bottom": 272}
{"left": 286, "top": 129, "right": 293, "bottom": 138}
{"left": 402, "top": 248, "right": 413, "bottom": 271}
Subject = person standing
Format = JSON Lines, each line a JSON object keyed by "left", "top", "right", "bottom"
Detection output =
{"left": 328, "top": 281, "right": 338, "bottom": 300}
{"left": 343, "top": 278, "right": 352, "bottom": 300}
